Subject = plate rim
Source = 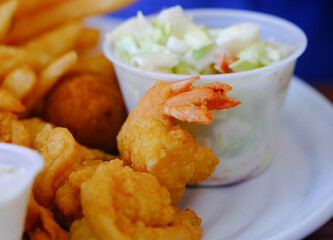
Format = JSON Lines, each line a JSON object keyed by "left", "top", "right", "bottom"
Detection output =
{"left": 267, "top": 76, "right": 333, "bottom": 240}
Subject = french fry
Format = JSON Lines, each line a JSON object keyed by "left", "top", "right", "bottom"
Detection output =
{"left": 22, "top": 51, "right": 78, "bottom": 117}
{"left": 0, "top": 88, "right": 25, "bottom": 112}
{"left": 23, "top": 21, "right": 83, "bottom": 67}
{"left": 71, "top": 54, "right": 116, "bottom": 79}
{"left": 75, "top": 27, "right": 100, "bottom": 50}
{"left": 0, "top": 0, "right": 18, "bottom": 42}
{"left": 6, "top": 0, "right": 136, "bottom": 44}
{"left": 0, "top": 46, "right": 43, "bottom": 78}
{"left": 2, "top": 66, "right": 37, "bottom": 101}
{"left": 37, "top": 51, "right": 78, "bottom": 99}
{"left": 16, "top": 0, "right": 66, "bottom": 18}
{"left": 0, "top": 22, "right": 82, "bottom": 76}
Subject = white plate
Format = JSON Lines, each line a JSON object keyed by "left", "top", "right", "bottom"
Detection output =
{"left": 179, "top": 76, "right": 333, "bottom": 240}
{"left": 90, "top": 17, "right": 333, "bottom": 240}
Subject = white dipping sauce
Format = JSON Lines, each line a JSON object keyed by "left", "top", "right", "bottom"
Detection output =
{"left": 0, "top": 164, "right": 25, "bottom": 181}
{"left": 0, "top": 164, "right": 30, "bottom": 240}
{"left": 0, "top": 144, "right": 44, "bottom": 240}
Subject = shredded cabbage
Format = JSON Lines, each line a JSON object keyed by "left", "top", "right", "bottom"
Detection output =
{"left": 108, "top": 5, "right": 294, "bottom": 74}
{"left": 132, "top": 52, "right": 179, "bottom": 72}
{"left": 216, "top": 23, "right": 260, "bottom": 56}
{"left": 230, "top": 41, "right": 295, "bottom": 72}
{"left": 192, "top": 43, "right": 214, "bottom": 60}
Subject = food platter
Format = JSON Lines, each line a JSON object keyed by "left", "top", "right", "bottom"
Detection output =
{"left": 0, "top": 3, "right": 328, "bottom": 236}
{"left": 89, "top": 16, "right": 333, "bottom": 240}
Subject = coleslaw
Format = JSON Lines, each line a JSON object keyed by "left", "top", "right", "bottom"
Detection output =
{"left": 107, "top": 5, "right": 294, "bottom": 74}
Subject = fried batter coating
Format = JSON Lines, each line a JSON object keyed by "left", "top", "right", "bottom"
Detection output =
{"left": 20, "top": 117, "right": 54, "bottom": 141}
{"left": 19, "top": 117, "right": 116, "bottom": 229}
{"left": 55, "top": 163, "right": 100, "bottom": 224}
{"left": 71, "top": 208, "right": 202, "bottom": 240}
{"left": 25, "top": 195, "right": 69, "bottom": 240}
{"left": 27, "top": 119, "right": 115, "bottom": 213}
{"left": 82, "top": 160, "right": 175, "bottom": 229}
{"left": 21, "top": 117, "right": 115, "bottom": 164}
{"left": 77, "top": 144, "right": 115, "bottom": 163}
{"left": 71, "top": 160, "right": 202, "bottom": 240}
{"left": 53, "top": 149, "right": 114, "bottom": 229}
{"left": 121, "top": 117, "right": 219, "bottom": 202}
{"left": 117, "top": 76, "right": 240, "bottom": 203}
{"left": 0, "top": 110, "right": 30, "bottom": 146}
{"left": 44, "top": 72, "right": 127, "bottom": 153}
{"left": 32, "top": 125, "right": 83, "bottom": 209}
{"left": 70, "top": 218, "right": 97, "bottom": 240}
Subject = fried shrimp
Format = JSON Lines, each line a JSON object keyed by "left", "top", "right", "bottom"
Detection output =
{"left": 22, "top": 118, "right": 115, "bottom": 219}
{"left": 70, "top": 208, "right": 202, "bottom": 240}
{"left": 32, "top": 125, "right": 83, "bottom": 209}
{"left": 70, "top": 160, "right": 202, "bottom": 240}
{"left": 55, "top": 163, "right": 100, "bottom": 224}
{"left": 25, "top": 195, "right": 69, "bottom": 240}
{"left": 117, "top": 76, "right": 240, "bottom": 203}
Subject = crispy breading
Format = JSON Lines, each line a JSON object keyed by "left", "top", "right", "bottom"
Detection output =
{"left": 25, "top": 195, "right": 69, "bottom": 240}
{"left": 72, "top": 160, "right": 202, "bottom": 240}
{"left": 44, "top": 73, "right": 127, "bottom": 153}
{"left": 70, "top": 218, "right": 97, "bottom": 240}
{"left": 117, "top": 77, "right": 240, "bottom": 203}
{"left": 70, "top": 208, "right": 202, "bottom": 240}
{"left": 55, "top": 164, "right": 100, "bottom": 223}
{"left": 20, "top": 117, "right": 54, "bottom": 141}
{"left": 119, "top": 117, "right": 219, "bottom": 203}
{"left": 32, "top": 126, "right": 83, "bottom": 209}
{"left": 0, "top": 110, "right": 30, "bottom": 146}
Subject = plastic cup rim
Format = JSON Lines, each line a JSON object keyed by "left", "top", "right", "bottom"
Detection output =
{"left": 0, "top": 143, "right": 44, "bottom": 182}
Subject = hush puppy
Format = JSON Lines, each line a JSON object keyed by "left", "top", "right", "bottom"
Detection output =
{"left": 44, "top": 72, "right": 126, "bottom": 153}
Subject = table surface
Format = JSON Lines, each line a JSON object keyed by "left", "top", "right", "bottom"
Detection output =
{"left": 304, "top": 82, "right": 333, "bottom": 240}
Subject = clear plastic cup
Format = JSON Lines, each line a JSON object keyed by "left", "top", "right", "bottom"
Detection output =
{"left": 0, "top": 143, "right": 44, "bottom": 240}
{"left": 103, "top": 9, "right": 307, "bottom": 186}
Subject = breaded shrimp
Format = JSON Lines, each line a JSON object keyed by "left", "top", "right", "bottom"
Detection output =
{"left": 25, "top": 195, "right": 69, "bottom": 240}
{"left": 55, "top": 162, "right": 101, "bottom": 225}
{"left": 23, "top": 118, "right": 115, "bottom": 220}
{"left": 70, "top": 160, "right": 202, "bottom": 240}
{"left": 117, "top": 76, "right": 240, "bottom": 203}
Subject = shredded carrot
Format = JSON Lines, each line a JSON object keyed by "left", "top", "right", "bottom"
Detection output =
{"left": 215, "top": 54, "right": 237, "bottom": 73}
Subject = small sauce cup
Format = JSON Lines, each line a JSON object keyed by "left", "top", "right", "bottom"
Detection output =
{"left": 103, "top": 9, "right": 307, "bottom": 186}
{"left": 0, "top": 143, "right": 44, "bottom": 240}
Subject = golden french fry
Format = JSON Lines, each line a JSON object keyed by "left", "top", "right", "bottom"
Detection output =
{"left": 16, "top": 0, "right": 66, "bottom": 18}
{"left": 6, "top": 0, "right": 136, "bottom": 44}
{"left": 0, "top": 46, "right": 44, "bottom": 78}
{"left": 75, "top": 27, "right": 100, "bottom": 50}
{"left": 2, "top": 66, "right": 37, "bottom": 101}
{"left": 0, "top": 88, "right": 25, "bottom": 112}
{"left": 23, "top": 21, "right": 83, "bottom": 67}
{"left": 0, "top": 0, "right": 18, "bottom": 42}
{"left": 21, "top": 51, "right": 78, "bottom": 118}
{"left": 71, "top": 54, "right": 116, "bottom": 79}
{"left": 37, "top": 51, "right": 78, "bottom": 99}
{"left": 0, "top": 46, "right": 29, "bottom": 78}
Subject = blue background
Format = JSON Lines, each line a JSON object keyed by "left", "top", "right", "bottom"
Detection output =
{"left": 108, "top": 0, "right": 333, "bottom": 84}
